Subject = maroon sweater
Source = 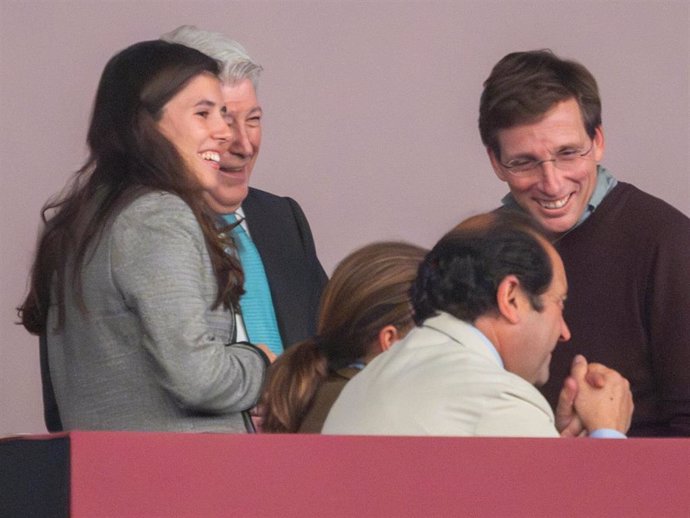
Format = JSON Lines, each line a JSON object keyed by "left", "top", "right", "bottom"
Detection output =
{"left": 539, "top": 182, "right": 690, "bottom": 436}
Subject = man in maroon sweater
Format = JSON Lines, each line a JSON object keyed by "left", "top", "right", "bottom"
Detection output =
{"left": 478, "top": 50, "right": 690, "bottom": 436}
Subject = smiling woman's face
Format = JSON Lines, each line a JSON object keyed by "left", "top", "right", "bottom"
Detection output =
{"left": 157, "top": 72, "right": 231, "bottom": 203}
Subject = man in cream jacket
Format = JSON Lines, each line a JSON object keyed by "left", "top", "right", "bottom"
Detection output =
{"left": 323, "top": 213, "right": 632, "bottom": 437}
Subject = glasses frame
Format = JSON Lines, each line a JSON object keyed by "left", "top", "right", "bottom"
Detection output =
{"left": 499, "top": 139, "right": 595, "bottom": 176}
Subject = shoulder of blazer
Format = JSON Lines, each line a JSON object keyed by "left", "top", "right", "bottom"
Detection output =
{"left": 244, "top": 186, "right": 288, "bottom": 208}
{"left": 243, "top": 187, "right": 305, "bottom": 234}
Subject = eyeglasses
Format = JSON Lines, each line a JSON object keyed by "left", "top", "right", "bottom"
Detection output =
{"left": 499, "top": 140, "right": 595, "bottom": 175}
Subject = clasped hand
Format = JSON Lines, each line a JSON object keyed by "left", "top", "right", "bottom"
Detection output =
{"left": 556, "top": 354, "right": 633, "bottom": 437}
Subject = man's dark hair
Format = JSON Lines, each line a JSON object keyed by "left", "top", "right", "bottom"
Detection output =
{"left": 479, "top": 49, "right": 601, "bottom": 157}
{"left": 412, "top": 212, "right": 553, "bottom": 325}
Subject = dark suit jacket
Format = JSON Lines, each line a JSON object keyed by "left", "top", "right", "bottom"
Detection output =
{"left": 40, "top": 187, "right": 327, "bottom": 431}
{"left": 242, "top": 187, "right": 327, "bottom": 348}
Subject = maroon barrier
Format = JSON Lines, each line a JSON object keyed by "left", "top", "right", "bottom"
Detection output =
{"left": 2, "top": 431, "right": 689, "bottom": 517}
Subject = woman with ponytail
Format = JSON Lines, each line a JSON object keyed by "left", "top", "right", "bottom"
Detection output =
{"left": 261, "top": 242, "right": 425, "bottom": 433}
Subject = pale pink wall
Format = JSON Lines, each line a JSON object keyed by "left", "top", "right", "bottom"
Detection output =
{"left": 1, "top": 0, "right": 687, "bottom": 434}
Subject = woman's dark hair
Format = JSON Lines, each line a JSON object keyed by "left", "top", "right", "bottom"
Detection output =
{"left": 260, "top": 242, "right": 426, "bottom": 433}
{"left": 18, "top": 40, "right": 243, "bottom": 334}
{"left": 412, "top": 211, "right": 553, "bottom": 325}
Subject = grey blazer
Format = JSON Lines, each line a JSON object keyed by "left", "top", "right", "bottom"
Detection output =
{"left": 47, "top": 192, "right": 268, "bottom": 432}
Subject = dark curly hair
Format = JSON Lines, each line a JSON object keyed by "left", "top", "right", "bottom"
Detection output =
{"left": 412, "top": 212, "right": 553, "bottom": 325}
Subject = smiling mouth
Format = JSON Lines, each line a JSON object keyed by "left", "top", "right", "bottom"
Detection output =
{"left": 538, "top": 194, "right": 571, "bottom": 210}
{"left": 199, "top": 151, "right": 220, "bottom": 164}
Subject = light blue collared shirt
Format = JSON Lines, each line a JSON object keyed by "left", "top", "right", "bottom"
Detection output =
{"left": 467, "top": 323, "right": 504, "bottom": 368}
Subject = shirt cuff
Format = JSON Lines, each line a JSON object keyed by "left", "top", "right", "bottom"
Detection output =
{"left": 589, "top": 428, "right": 627, "bottom": 439}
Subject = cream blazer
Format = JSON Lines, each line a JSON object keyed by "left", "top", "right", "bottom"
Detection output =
{"left": 323, "top": 312, "right": 558, "bottom": 437}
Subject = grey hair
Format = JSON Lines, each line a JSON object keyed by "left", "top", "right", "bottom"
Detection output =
{"left": 160, "top": 25, "right": 262, "bottom": 88}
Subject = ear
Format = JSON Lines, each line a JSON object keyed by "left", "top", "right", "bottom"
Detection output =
{"left": 487, "top": 147, "right": 509, "bottom": 182}
{"left": 592, "top": 125, "right": 605, "bottom": 162}
{"left": 496, "top": 275, "right": 523, "bottom": 325}
{"left": 377, "top": 325, "right": 400, "bottom": 352}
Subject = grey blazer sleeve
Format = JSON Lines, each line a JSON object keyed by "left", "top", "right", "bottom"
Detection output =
{"left": 111, "top": 193, "right": 267, "bottom": 413}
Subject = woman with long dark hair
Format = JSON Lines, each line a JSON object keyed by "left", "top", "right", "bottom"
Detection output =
{"left": 18, "top": 40, "right": 271, "bottom": 432}
{"left": 260, "top": 242, "right": 425, "bottom": 433}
